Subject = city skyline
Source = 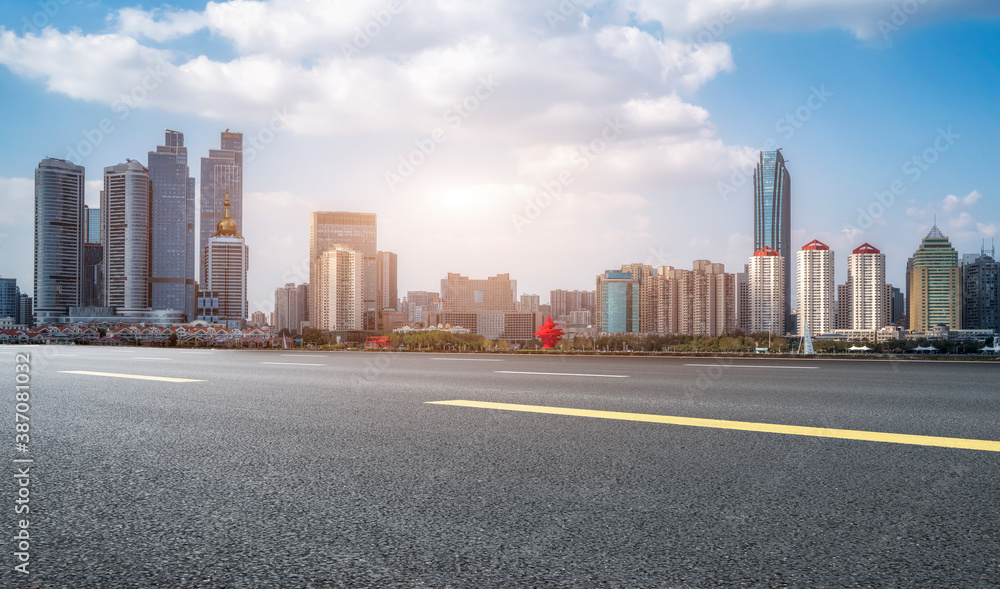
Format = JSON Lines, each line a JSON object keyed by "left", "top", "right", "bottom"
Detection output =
{"left": 1, "top": 2, "right": 1000, "bottom": 315}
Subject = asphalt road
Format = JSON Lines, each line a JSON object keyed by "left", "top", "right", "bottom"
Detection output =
{"left": 2, "top": 346, "right": 999, "bottom": 588}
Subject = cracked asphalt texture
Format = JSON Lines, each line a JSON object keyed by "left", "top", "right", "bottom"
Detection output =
{"left": 2, "top": 346, "right": 999, "bottom": 588}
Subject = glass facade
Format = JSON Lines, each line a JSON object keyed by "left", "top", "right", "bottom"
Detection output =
{"left": 34, "top": 158, "right": 85, "bottom": 323}
{"left": 103, "top": 161, "right": 152, "bottom": 313}
{"left": 149, "top": 130, "right": 197, "bottom": 320}
{"left": 598, "top": 271, "right": 639, "bottom": 333}
{"left": 909, "top": 225, "right": 961, "bottom": 331}
{"left": 962, "top": 251, "right": 999, "bottom": 330}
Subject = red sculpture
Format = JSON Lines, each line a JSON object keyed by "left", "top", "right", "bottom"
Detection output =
{"left": 534, "top": 316, "right": 565, "bottom": 349}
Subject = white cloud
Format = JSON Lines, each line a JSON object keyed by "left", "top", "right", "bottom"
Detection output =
{"left": 976, "top": 222, "right": 997, "bottom": 237}
{"left": 115, "top": 7, "right": 207, "bottom": 42}
{"left": 942, "top": 193, "right": 959, "bottom": 211}
{"left": 963, "top": 189, "right": 983, "bottom": 205}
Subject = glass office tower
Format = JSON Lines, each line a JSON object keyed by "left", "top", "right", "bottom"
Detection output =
{"left": 753, "top": 150, "right": 791, "bottom": 330}
{"left": 34, "top": 158, "right": 85, "bottom": 324}
{"left": 149, "top": 130, "right": 196, "bottom": 320}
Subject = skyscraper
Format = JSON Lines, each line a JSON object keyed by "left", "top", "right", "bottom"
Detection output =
{"left": 200, "top": 130, "right": 243, "bottom": 283}
{"left": 0, "top": 277, "right": 18, "bottom": 322}
{"left": 309, "top": 212, "right": 377, "bottom": 329}
{"left": 846, "top": 243, "right": 886, "bottom": 330}
{"left": 962, "top": 247, "right": 999, "bottom": 331}
{"left": 909, "top": 224, "right": 961, "bottom": 332}
{"left": 149, "top": 129, "right": 196, "bottom": 320}
{"left": 82, "top": 204, "right": 104, "bottom": 307}
{"left": 34, "top": 158, "right": 85, "bottom": 324}
{"left": 103, "top": 160, "right": 152, "bottom": 314}
{"left": 376, "top": 251, "right": 398, "bottom": 311}
{"left": 203, "top": 192, "right": 249, "bottom": 329}
{"left": 796, "top": 240, "right": 834, "bottom": 336}
{"left": 748, "top": 246, "right": 786, "bottom": 335}
{"left": 753, "top": 150, "right": 791, "bottom": 326}
{"left": 84, "top": 205, "right": 101, "bottom": 243}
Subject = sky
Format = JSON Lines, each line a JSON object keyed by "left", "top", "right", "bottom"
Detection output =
{"left": 1, "top": 0, "right": 999, "bottom": 316}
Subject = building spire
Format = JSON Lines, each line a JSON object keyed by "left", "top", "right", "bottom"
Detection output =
{"left": 212, "top": 188, "right": 241, "bottom": 238}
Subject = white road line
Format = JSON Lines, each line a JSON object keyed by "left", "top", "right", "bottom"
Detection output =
{"left": 431, "top": 357, "right": 504, "bottom": 362}
{"left": 683, "top": 364, "right": 818, "bottom": 369}
{"left": 60, "top": 371, "right": 204, "bottom": 383}
{"left": 495, "top": 370, "right": 628, "bottom": 378}
{"left": 260, "top": 361, "right": 326, "bottom": 366}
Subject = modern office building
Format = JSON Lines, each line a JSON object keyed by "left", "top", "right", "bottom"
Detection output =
{"left": 82, "top": 243, "right": 104, "bottom": 307}
{"left": 84, "top": 205, "right": 101, "bottom": 243}
{"left": 376, "top": 251, "right": 398, "bottom": 312}
{"left": 309, "top": 212, "right": 377, "bottom": 330}
{"left": 149, "top": 130, "right": 196, "bottom": 320}
{"left": 203, "top": 193, "right": 248, "bottom": 329}
{"left": 846, "top": 243, "right": 886, "bottom": 331}
{"left": 423, "top": 310, "right": 543, "bottom": 342}
{"left": 0, "top": 277, "right": 18, "bottom": 323}
{"left": 102, "top": 160, "right": 152, "bottom": 314}
{"left": 441, "top": 273, "right": 517, "bottom": 311}
{"left": 836, "top": 283, "right": 851, "bottom": 330}
{"left": 596, "top": 270, "right": 640, "bottom": 333}
{"left": 886, "top": 284, "right": 903, "bottom": 326}
{"left": 34, "top": 158, "right": 85, "bottom": 324}
{"left": 962, "top": 247, "right": 999, "bottom": 331}
{"left": 908, "top": 224, "right": 961, "bottom": 332}
{"left": 200, "top": 130, "right": 243, "bottom": 283}
{"left": 753, "top": 149, "right": 791, "bottom": 327}
{"left": 318, "top": 245, "right": 364, "bottom": 331}
{"left": 748, "top": 246, "right": 786, "bottom": 335}
{"left": 18, "top": 294, "right": 33, "bottom": 328}
{"left": 620, "top": 262, "right": 656, "bottom": 333}
{"left": 795, "top": 240, "right": 834, "bottom": 336}
{"left": 274, "top": 283, "right": 308, "bottom": 335}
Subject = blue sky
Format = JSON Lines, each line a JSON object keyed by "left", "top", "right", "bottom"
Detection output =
{"left": 1, "top": 0, "right": 998, "bottom": 315}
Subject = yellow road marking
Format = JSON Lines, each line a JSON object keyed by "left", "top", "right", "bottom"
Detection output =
{"left": 427, "top": 400, "right": 1000, "bottom": 453}
{"left": 60, "top": 370, "right": 205, "bottom": 383}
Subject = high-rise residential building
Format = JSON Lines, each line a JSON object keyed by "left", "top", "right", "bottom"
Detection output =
{"left": 962, "top": 247, "right": 999, "bottom": 331}
{"left": 519, "top": 294, "right": 540, "bottom": 312}
{"left": 203, "top": 193, "right": 249, "bottom": 329}
{"left": 102, "top": 160, "right": 152, "bottom": 313}
{"left": 909, "top": 224, "right": 961, "bottom": 332}
{"left": 318, "top": 246, "right": 364, "bottom": 331}
{"left": 376, "top": 251, "right": 398, "bottom": 311}
{"left": 200, "top": 130, "right": 243, "bottom": 283}
{"left": 736, "top": 266, "right": 750, "bottom": 333}
{"left": 846, "top": 243, "right": 886, "bottom": 331}
{"left": 596, "top": 270, "right": 640, "bottom": 333}
{"left": 34, "top": 158, "right": 85, "bottom": 324}
{"left": 550, "top": 289, "right": 596, "bottom": 320}
{"left": 620, "top": 262, "right": 656, "bottom": 333}
{"left": 836, "top": 283, "right": 851, "bottom": 330}
{"left": 748, "top": 246, "right": 786, "bottom": 335}
{"left": 441, "top": 273, "right": 516, "bottom": 311}
{"left": 251, "top": 311, "right": 267, "bottom": 327}
{"left": 795, "top": 240, "right": 834, "bottom": 336}
{"left": 652, "top": 262, "right": 735, "bottom": 336}
{"left": 274, "top": 283, "right": 308, "bottom": 335}
{"left": 309, "top": 212, "right": 377, "bottom": 330}
{"left": 405, "top": 290, "right": 437, "bottom": 324}
{"left": 149, "top": 130, "right": 196, "bottom": 320}
{"left": 84, "top": 205, "right": 101, "bottom": 243}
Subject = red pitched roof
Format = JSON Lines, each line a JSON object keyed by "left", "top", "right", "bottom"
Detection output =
{"left": 853, "top": 243, "right": 880, "bottom": 255}
{"left": 801, "top": 239, "right": 829, "bottom": 251}
{"left": 753, "top": 246, "right": 780, "bottom": 257}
